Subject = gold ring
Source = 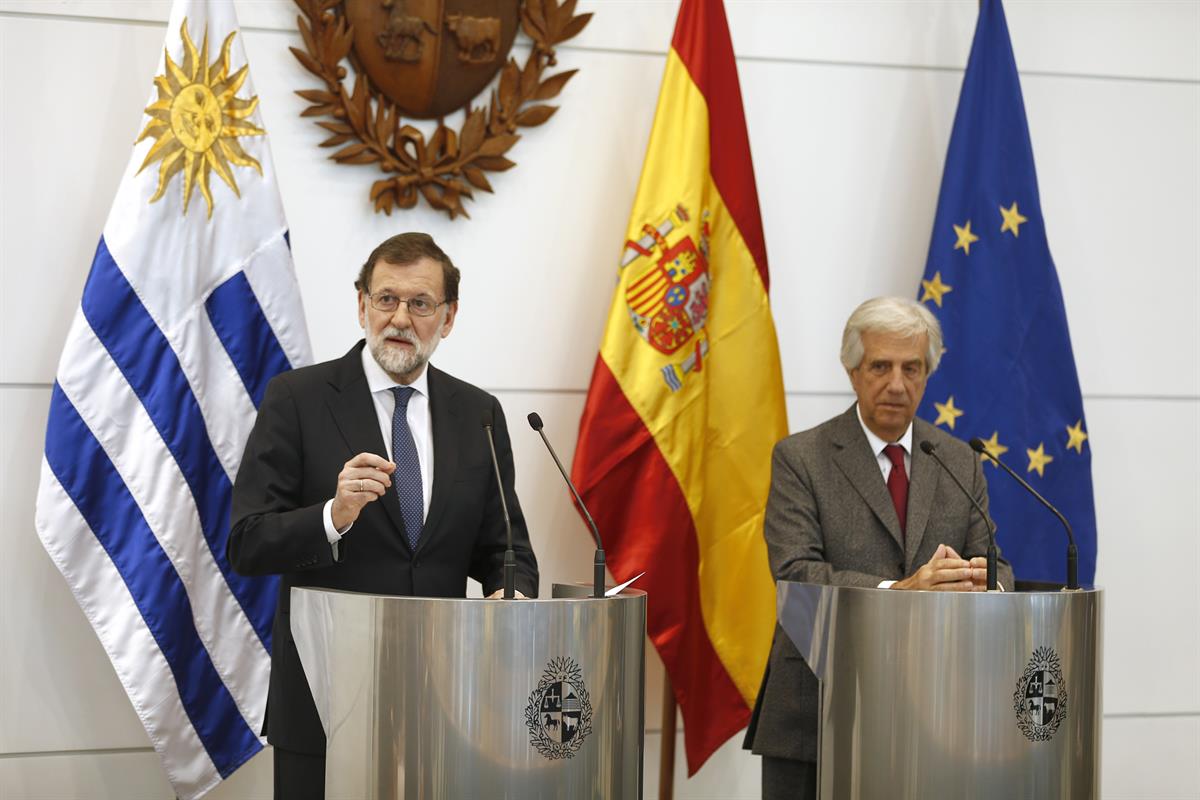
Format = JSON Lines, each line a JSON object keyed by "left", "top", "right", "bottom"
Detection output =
{"left": 357, "top": 479, "right": 363, "bottom": 492}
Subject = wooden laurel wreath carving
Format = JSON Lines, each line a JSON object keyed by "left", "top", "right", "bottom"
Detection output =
{"left": 290, "top": 0, "right": 592, "bottom": 218}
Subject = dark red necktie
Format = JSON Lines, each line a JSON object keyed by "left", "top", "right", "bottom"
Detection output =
{"left": 883, "top": 444, "right": 908, "bottom": 540}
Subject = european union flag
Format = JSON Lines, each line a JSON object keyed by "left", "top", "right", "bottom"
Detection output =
{"left": 916, "top": 0, "right": 1097, "bottom": 585}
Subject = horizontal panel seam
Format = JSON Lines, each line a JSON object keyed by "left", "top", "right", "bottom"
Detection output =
{"left": 2, "top": 383, "right": 1200, "bottom": 403}
{"left": 1, "top": 10, "right": 1196, "bottom": 87}
{"left": 0, "top": 747, "right": 156, "bottom": 759}
{"left": 10, "top": 710, "right": 1200, "bottom": 755}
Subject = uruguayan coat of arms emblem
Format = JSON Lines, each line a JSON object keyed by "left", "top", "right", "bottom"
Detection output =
{"left": 1014, "top": 646, "right": 1068, "bottom": 742}
{"left": 525, "top": 656, "right": 592, "bottom": 759}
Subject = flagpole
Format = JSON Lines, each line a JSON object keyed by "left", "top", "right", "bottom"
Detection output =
{"left": 659, "top": 675, "right": 677, "bottom": 799}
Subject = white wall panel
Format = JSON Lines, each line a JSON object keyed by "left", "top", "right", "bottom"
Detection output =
{"left": 0, "top": 388, "right": 150, "bottom": 753}
{"left": 584, "top": 1, "right": 1200, "bottom": 83}
{"left": 1025, "top": 78, "right": 1200, "bottom": 399}
{"left": 0, "top": 16, "right": 161, "bottom": 384}
{"left": 0, "top": 747, "right": 272, "bottom": 800}
{"left": 1090, "top": 397, "right": 1200, "bottom": 715}
{"left": 748, "top": 59, "right": 959, "bottom": 394}
{"left": 1102, "top": 715, "right": 1200, "bottom": 800}
{"left": 0, "top": 750, "right": 171, "bottom": 800}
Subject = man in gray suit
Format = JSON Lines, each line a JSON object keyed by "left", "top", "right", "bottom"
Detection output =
{"left": 745, "top": 296, "right": 1013, "bottom": 799}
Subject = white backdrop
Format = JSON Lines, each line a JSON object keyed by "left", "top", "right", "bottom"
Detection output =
{"left": 1, "top": 1, "right": 1197, "bottom": 798}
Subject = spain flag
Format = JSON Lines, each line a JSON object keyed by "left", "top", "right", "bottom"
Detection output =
{"left": 571, "top": 0, "right": 787, "bottom": 774}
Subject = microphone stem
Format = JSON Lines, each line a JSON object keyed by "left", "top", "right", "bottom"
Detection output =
{"left": 922, "top": 443, "right": 998, "bottom": 590}
{"left": 534, "top": 428, "right": 607, "bottom": 596}
{"left": 535, "top": 430, "right": 602, "bottom": 550}
{"left": 528, "top": 416, "right": 608, "bottom": 598}
{"left": 978, "top": 446, "right": 1078, "bottom": 591}
{"left": 483, "top": 422, "right": 516, "bottom": 600}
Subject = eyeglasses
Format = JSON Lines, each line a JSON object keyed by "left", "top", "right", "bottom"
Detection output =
{"left": 365, "top": 291, "right": 447, "bottom": 317}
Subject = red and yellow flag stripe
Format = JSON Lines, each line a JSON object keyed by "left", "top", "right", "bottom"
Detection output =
{"left": 572, "top": 0, "right": 787, "bottom": 773}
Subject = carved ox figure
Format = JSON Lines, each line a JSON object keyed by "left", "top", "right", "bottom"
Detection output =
{"left": 444, "top": 14, "right": 501, "bottom": 64}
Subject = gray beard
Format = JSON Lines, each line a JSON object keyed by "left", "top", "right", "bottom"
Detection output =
{"left": 367, "top": 325, "right": 441, "bottom": 382}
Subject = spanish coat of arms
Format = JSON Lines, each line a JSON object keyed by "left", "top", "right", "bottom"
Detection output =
{"left": 620, "top": 203, "right": 712, "bottom": 392}
{"left": 525, "top": 656, "right": 592, "bottom": 759}
{"left": 290, "top": 0, "right": 590, "bottom": 218}
{"left": 1013, "top": 646, "right": 1068, "bottom": 742}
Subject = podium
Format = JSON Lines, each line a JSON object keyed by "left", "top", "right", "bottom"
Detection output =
{"left": 290, "top": 584, "right": 645, "bottom": 799}
{"left": 777, "top": 581, "right": 1103, "bottom": 799}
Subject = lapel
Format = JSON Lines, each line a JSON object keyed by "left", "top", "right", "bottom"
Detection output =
{"left": 325, "top": 342, "right": 408, "bottom": 543}
{"left": 418, "top": 365, "right": 460, "bottom": 554}
{"left": 828, "top": 404, "right": 905, "bottom": 553}
{"left": 904, "top": 418, "right": 940, "bottom": 567}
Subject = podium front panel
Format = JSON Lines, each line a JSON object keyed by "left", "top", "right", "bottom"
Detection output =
{"left": 778, "top": 582, "right": 1102, "bottom": 800}
{"left": 291, "top": 586, "right": 645, "bottom": 799}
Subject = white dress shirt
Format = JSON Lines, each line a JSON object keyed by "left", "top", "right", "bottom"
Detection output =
{"left": 855, "top": 404, "right": 912, "bottom": 589}
{"left": 322, "top": 348, "right": 436, "bottom": 543}
{"left": 856, "top": 403, "right": 913, "bottom": 482}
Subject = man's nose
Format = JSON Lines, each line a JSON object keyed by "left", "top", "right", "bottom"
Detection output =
{"left": 886, "top": 367, "right": 906, "bottom": 393}
{"left": 388, "top": 302, "right": 413, "bottom": 327}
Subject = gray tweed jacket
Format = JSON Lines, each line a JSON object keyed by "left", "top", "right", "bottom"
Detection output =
{"left": 744, "top": 404, "right": 1013, "bottom": 763}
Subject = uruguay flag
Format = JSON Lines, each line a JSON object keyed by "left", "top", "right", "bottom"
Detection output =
{"left": 34, "top": 2, "right": 311, "bottom": 797}
{"left": 916, "top": 0, "right": 1097, "bottom": 585}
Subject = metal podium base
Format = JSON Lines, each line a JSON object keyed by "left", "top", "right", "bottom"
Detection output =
{"left": 291, "top": 585, "right": 645, "bottom": 799}
{"left": 779, "top": 582, "right": 1102, "bottom": 800}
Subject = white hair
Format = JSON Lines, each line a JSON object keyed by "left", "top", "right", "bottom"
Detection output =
{"left": 840, "top": 296, "right": 944, "bottom": 374}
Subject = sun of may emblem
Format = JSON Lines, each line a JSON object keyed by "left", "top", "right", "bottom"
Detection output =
{"left": 136, "top": 18, "right": 265, "bottom": 218}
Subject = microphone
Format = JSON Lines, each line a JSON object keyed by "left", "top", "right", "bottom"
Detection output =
{"left": 527, "top": 412, "right": 606, "bottom": 599}
{"left": 481, "top": 411, "right": 516, "bottom": 600}
{"left": 969, "top": 437, "right": 1079, "bottom": 591}
{"left": 919, "top": 440, "right": 999, "bottom": 591}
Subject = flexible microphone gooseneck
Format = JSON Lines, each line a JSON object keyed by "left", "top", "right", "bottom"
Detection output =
{"left": 969, "top": 437, "right": 1079, "bottom": 591}
{"left": 527, "top": 412, "right": 606, "bottom": 599}
{"left": 919, "top": 440, "right": 999, "bottom": 591}
{"left": 481, "top": 411, "right": 516, "bottom": 600}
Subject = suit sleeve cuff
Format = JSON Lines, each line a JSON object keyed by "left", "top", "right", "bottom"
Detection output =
{"left": 323, "top": 499, "right": 353, "bottom": 544}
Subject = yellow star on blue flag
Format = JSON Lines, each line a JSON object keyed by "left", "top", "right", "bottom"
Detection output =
{"left": 916, "top": 0, "right": 1096, "bottom": 586}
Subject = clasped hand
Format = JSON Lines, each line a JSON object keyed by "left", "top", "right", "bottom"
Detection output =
{"left": 892, "top": 543, "right": 989, "bottom": 591}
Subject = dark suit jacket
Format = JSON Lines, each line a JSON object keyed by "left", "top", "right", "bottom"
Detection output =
{"left": 227, "top": 342, "right": 539, "bottom": 754}
{"left": 744, "top": 405, "right": 1012, "bottom": 764}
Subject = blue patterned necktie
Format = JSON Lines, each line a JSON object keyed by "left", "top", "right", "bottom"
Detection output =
{"left": 390, "top": 386, "right": 423, "bottom": 550}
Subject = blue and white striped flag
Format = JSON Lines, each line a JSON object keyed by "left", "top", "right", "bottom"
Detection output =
{"left": 35, "top": 2, "right": 311, "bottom": 797}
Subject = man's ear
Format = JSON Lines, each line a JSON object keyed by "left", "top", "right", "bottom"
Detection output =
{"left": 357, "top": 290, "right": 368, "bottom": 329}
{"left": 439, "top": 300, "right": 458, "bottom": 338}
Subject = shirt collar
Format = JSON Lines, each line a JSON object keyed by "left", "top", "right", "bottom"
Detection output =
{"left": 361, "top": 342, "right": 429, "bottom": 398}
{"left": 855, "top": 403, "right": 913, "bottom": 456}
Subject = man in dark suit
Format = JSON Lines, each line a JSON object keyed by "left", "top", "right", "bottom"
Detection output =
{"left": 228, "top": 233, "right": 538, "bottom": 800}
{"left": 745, "top": 296, "right": 1013, "bottom": 800}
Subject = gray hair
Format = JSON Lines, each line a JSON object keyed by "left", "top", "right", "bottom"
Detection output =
{"left": 840, "top": 297, "right": 944, "bottom": 374}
